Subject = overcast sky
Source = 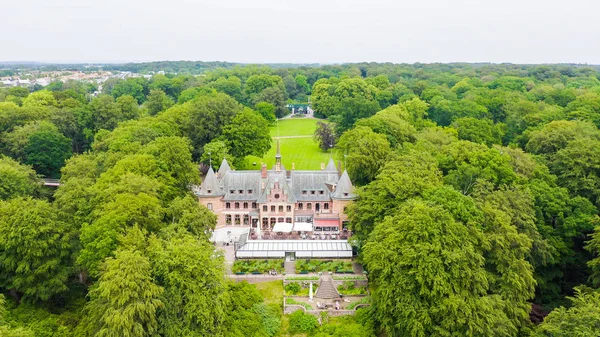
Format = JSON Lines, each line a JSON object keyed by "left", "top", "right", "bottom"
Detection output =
{"left": 2, "top": 0, "right": 599, "bottom": 64}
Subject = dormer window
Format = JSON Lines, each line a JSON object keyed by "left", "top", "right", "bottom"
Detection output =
{"left": 248, "top": 189, "right": 253, "bottom": 194}
{"left": 343, "top": 193, "right": 349, "bottom": 197}
{"left": 230, "top": 189, "right": 235, "bottom": 194}
{"left": 319, "top": 190, "right": 324, "bottom": 195}
{"left": 239, "top": 189, "right": 243, "bottom": 194}
{"left": 207, "top": 189, "right": 212, "bottom": 194}
{"left": 311, "top": 190, "right": 315, "bottom": 195}
{"left": 302, "top": 190, "right": 307, "bottom": 195}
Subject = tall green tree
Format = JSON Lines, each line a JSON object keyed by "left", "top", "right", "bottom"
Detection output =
{"left": 336, "top": 126, "right": 391, "bottom": 186}
{"left": 222, "top": 109, "right": 271, "bottom": 159}
{"left": 0, "top": 156, "right": 40, "bottom": 200}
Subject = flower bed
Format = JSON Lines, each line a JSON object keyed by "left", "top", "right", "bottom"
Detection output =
{"left": 337, "top": 281, "right": 367, "bottom": 295}
{"left": 347, "top": 296, "right": 370, "bottom": 310}
{"left": 295, "top": 259, "right": 353, "bottom": 274}
{"left": 232, "top": 259, "right": 284, "bottom": 274}
{"left": 285, "top": 276, "right": 320, "bottom": 281}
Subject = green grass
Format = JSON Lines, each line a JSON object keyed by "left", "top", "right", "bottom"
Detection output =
{"left": 255, "top": 280, "right": 284, "bottom": 307}
{"left": 346, "top": 296, "right": 370, "bottom": 310}
{"left": 295, "top": 259, "right": 354, "bottom": 274}
{"left": 242, "top": 136, "right": 332, "bottom": 171}
{"left": 285, "top": 276, "right": 320, "bottom": 281}
{"left": 270, "top": 118, "right": 322, "bottom": 137}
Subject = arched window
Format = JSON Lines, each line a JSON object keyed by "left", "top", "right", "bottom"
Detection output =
{"left": 243, "top": 214, "right": 249, "bottom": 225}
{"left": 298, "top": 203, "right": 303, "bottom": 210}
{"left": 207, "top": 203, "right": 213, "bottom": 210}
{"left": 234, "top": 214, "right": 241, "bottom": 225}
{"left": 286, "top": 205, "right": 291, "bottom": 212}
{"left": 271, "top": 205, "right": 276, "bottom": 212}
{"left": 226, "top": 215, "right": 232, "bottom": 224}
{"left": 307, "top": 203, "right": 312, "bottom": 210}
{"left": 278, "top": 205, "right": 284, "bottom": 212}
{"left": 226, "top": 202, "right": 231, "bottom": 209}
{"left": 243, "top": 202, "right": 248, "bottom": 209}
{"left": 252, "top": 202, "right": 257, "bottom": 209}
{"left": 263, "top": 205, "right": 268, "bottom": 212}
{"left": 324, "top": 203, "right": 329, "bottom": 210}
{"left": 234, "top": 202, "right": 240, "bottom": 209}
{"left": 286, "top": 217, "right": 292, "bottom": 223}
{"left": 278, "top": 217, "right": 284, "bottom": 223}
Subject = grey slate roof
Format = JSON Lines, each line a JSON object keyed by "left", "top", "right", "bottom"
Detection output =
{"left": 290, "top": 171, "right": 339, "bottom": 201}
{"left": 331, "top": 170, "right": 356, "bottom": 200}
{"left": 325, "top": 158, "right": 337, "bottom": 171}
{"left": 221, "top": 171, "right": 262, "bottom": 201}
{"left": 256, "top": 172, "right": 296, "bottom": 203}
{"left": 197, "top": 167, "right": 223, "bottom": 197}
{"left": 217, "top": 158, "right": 231, "bottom": 178}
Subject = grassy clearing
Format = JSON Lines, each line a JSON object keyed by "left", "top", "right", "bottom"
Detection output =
{"left": 243, "top": 137, "right": 331, "bottom": 170}
{"left": 255, "top": 280, "right": 284, "bottom": 307}
{"left": 271, "top": 118, "right": 322, "bottom": 137}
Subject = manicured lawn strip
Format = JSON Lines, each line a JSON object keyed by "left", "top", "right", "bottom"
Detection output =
{"left": 286, "top": 298, "right": 313, "bottom": 310}
{"left": 332, "top": 275, "right": 367, "bottom": 280}
{"left": 285, "top": 276, "right": 320, "bottom": 281}
{"left": 270, "top": 118, "right": 322, "bottom": 137}
{"left": 232, "top": 259, "right": 284, "bottom": 274}
{"left": 295, "top": 259, "right": 353, "bottom": 274}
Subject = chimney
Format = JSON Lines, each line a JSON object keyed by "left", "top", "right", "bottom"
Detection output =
{"left": 292, "top": 162, "right": 295, "bottom": 170}
{"left": 320, "top": 162, "right": 325, "bottom": 170}
{"left": 337, "top": 161, "right": 342, "bottom": 176}
{"left": 261, "top": 163, "right": 267, "bottom": 178}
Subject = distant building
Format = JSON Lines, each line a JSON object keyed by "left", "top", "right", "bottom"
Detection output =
{"left": 194, "top": 141, "right": 356, "bottom": 237}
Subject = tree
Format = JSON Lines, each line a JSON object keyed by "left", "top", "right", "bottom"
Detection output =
{"left": 363, "top": 200, "right": 516, "bottom": 337}
{"left": 0, "top": 156, "right": 40, "bottom": 200}
{"left": 253, "top": 87, "right": 287, "bottom": 118}
{"left": 201, "top": 140, "right": 234, "bottom": 170}
{"left": 115, "top": 95, "right": 141, "bottom": 121}
{"left": 336, "top": 126, "right": 391, "bottom": 186}
{"left": 79, "top": 249, "right": 163, "bottom": 337}
{"left": 22, "top": 122, "right": 72, "bottom": 178}
{"left": 535, "top": 287, "right": 600, "bottom": 337}
{"left": 313, "top": 121, "right": 336, "bottom": 152}
{"left": 222, "top": 109, "right": 271, "bottom": 159}
{"left": 21, "top": 90, "right": 57, "bottom": 108}
{"left": 0, "top": 198, "right": 72, "bottom": 302}
{"left": 148, "top": 233, "right": 227, "bottom": 336}
{"left": 331, "top": 96, "right": 381, "bottom": 134}
{"left": 452, "top": 117, "right": 504, "bottom": 146}
{"left": 254, "top": 102, "right": 276, "bottom": 124}
{"left": 0, "top": 295, "right": 34, "bottom": 336}
{"left": 526, "top": 120, "right": 600, "bottom": 155}
{"left": 145, "top": 89, "right": 174, "bottom": 116}
{"left": 356, "top": 105, "right": 417, "bottom": 147}
{"left": 110, "top": 78, "right": 147, "bottom": 104}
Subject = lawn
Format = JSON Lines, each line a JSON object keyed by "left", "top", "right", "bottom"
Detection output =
{"left": 255, "top": 280, "right": 284, "bottom": 307}
{"left": 240, "top": 118, "right": 333, "bottom": 170}
{"left": 270, "top": 118, "right": 322, "bottom": 137}
{"left": 232, "top": 259, "right": 285, "bottom": 274}
{"left": 295, "top": 259, "right": 354, "bottom": 274}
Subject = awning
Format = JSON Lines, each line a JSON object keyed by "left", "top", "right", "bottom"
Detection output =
{"left": 314, "top": 219, "right": 340, "bottom": 227}
{"left": 293, "top": 222, "right": 313, "bottom": 232}
{"left": 272, "top": 222, "right": 293, "bottom": 233}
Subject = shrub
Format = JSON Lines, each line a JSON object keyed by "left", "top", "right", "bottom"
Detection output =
{"left": 285, "top": 282, "right": 301, "bottom": 295}
{"left": 288, "top": 310, "right": 318, "bottom": 334}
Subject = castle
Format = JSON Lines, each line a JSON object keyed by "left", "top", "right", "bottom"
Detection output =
{"left": 194, "top": 142, "right": 356, "bottom": 239}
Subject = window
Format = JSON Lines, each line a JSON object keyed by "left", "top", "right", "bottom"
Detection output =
{"left": 239, "top": 189, "right": 243, "bottom": 194}
{"left": 286, "top": 205, "right": 291, "bottom": 212}
{"left": 226, "top": 202, "right": 231, "bottom": 209}
{"left": 243, "top": 202, "right": 248, "bottom": 209}
{"left": 319, "top": 190, "right": 324, "bottom": 195}
{"left": 263, "top": 205, "right": 268, "bottom": 212}
{"left": 315, "top": 203, "right": 320, "bottom": 212}
{"left": 278, "top": 217, "right": 284, "bottom": 223}
{"left": 286, "top": 217, "right": 292, "bottom": 223}
{"left": 230, "top": 189, "right": 235, "bottom": 194}
{"left": 274, "top": 193, "right": 280, "bottom": 199}
{"left": 226, "top": 214, "right": 232, "bottom": 224}
{"left": 243, "top": 214, "right": 249, "bottom": 225}
{"left": 207, "top": 189, "right": 212, "bottom": 194}
{"left": 307, "top": 203, "right": 312, "bottom": 210}
{"left": 311, "top": 190, "right": 315, "bottom": 195}
{"left": 207, "top": 203, "right": 213, "bottom": 210}
{"left": 324, "top": 203, "right": 329, "bottom": 210}
{"left": 234, "top": 214, "right": 240, "bottom": 225}
{"left": 270, "top": 217, "right": 276, "bottom": 225}
{"left": 234, "top": 202, "right": 240, "bottom": 209}
{"left": 262, "top": 217, "right": 268, "bottom": 227}
{"left": 343, "top": 192, "right": 349, "bottom": 197}
{"left": 248, "top": 189, "right": 253, "bottom": 194}
{"left": 252, "top": 202, "right": 257, "bottom": 209}
{"left": 278, "top": 205, "right": 284, "bottom": 212}
{"left": 302, "top": 190, "right": 307, "bottom": 195}
{"left": 271, "top": 205, "right": 275, "bottom": 212}
{"left": 298, "top": 203, "right": 303, "bottom": 210}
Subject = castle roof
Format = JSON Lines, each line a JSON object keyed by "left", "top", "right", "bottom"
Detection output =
{"left": 324, "top": 158, "right": 337, "bottom": 171}
{"left": 197, "top": 167, "right": 223, "bottom": 197}
{"left": 331, "top": 170, "right": 356, "bottom": 200}
{"left": 217, "top": 158, "right": 231, "bottom": 177}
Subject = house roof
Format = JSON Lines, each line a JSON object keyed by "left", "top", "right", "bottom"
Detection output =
{"left": 325, "top": 158, "right": 337, "bottom": 171}
{"left": 196, "top": 167, "right": 223, "bottom": 197}
{"left": 221, "top": 171, "right": 262, "bottom": 201}
{"left": 217, "top": 158, "right": 231, "bottom": 178}
{"left": 331, "top": 170, "right": 356, "bottom": 200}
{"left": 290, "top": 171, "right": 339, "bottom": 201}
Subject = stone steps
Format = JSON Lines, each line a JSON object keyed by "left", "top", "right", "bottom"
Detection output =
{"left": 316, "top": 276, "right": 339, "bottom": 299}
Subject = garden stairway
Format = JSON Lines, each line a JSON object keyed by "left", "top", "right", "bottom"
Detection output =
{"left": 316, "top": 275, "right": 340, "bottom": 299}
{"left": 284, "top": 261, "right": 296, "bottom": 274}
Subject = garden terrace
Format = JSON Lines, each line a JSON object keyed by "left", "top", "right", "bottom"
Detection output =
{"left": 231, "top": 259, "right": 284, "bottom": 274}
